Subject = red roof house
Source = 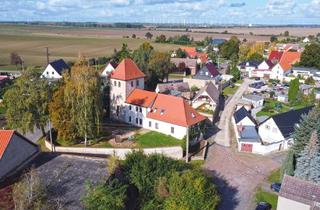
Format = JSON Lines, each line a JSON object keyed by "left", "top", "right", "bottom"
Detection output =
{"left": 110, "top": 58, "right": 145, "bottom": 81}
{"left": 0, "top": 130, "right": 39, "bottom": 182}
{"left": 268, "top": 51, "right": 283, "bottom": 63}
{"left": 279, "top": 51, "right": 301, "bottom": 72}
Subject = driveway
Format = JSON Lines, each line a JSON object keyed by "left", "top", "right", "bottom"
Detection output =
{"left": 214, "top": 79, "right": 252, "bottom": 147}
{"left": 34, "top": 153, "right": 108, "bottom": 210}
{"left": 204, "top": 144, "right": 282, "bottom": 210}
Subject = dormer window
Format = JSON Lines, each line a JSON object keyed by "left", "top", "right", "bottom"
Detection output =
{"left": 160, "top": 109, "right": 165, "bottom": 115}
{"left": 154, "top": 108, "right": 157, "bottom": 113}
{"left": 191, "top": 113, "right": 195, "bottom": 118}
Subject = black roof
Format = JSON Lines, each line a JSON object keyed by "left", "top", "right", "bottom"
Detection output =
{"left": 239, "top": 60, "right": 260, "bottom": 68}
{"left": 262, "top": 106, "right": 313, "bottom": 138}
{"left": 234, "top": 106, "right": 256, "bottom": 124}
{"left": 193, "top": 62, "right": 219, "bottom": 80}
{"left": 49, "top": 59, "right": 70, "bottom": 75}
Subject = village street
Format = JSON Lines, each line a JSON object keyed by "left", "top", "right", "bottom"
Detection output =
{"left": 214, "top": 78, "right": 252, "bottom": 147}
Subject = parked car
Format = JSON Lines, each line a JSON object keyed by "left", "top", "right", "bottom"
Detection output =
{"left": 271, "top": 183, "right": 281, "bottom": 192}
{"left": 255, "top": 202, "right": 272, "bottom": 210}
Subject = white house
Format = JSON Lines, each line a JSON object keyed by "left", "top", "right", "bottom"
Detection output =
{"left": 292, "top": 66, "right": 320, "bottom": 81}
{"left": 302, "top": 37, "right": 310, "bottom": 43}
{"left": 110, "top": 58, "right": 206, "bottom": 140}
{"left": 101, "top": 61, "right": 117, "bottom": 77}
{"left": 233, "top": 106, "right": 256, "bottom": 127}
{"left": 277, "top": 175, "right": 320, "bottom": 210}
{"left": 237, "top": 60, "right": 259, "bottom": 76}
{"left": 242, "top": 94, "right": 264, "bottom": 108}
{"left": 41, "top": 59, "right": 69, "bottom": 80}
{"left": 270, "top": 52, "right": 301, "bottom": 81}
{"left": 258, "top": 107, "right": 312, "bottom": 150}
{"left": 250, "top": 60, "right": 274, "bottom": 79}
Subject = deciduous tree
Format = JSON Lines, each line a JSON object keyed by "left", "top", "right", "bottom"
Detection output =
{"left": 288, "top": 78, "right": 299, "bottom": 104}
{"left": 3, "top": 68, "right": 50, "bottom": 135}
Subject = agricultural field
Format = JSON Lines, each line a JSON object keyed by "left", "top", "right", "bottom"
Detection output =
{"left": 0, "top": 25, "right": 183, "bottom": 69}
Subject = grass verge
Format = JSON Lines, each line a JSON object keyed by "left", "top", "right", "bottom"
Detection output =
{"left": 255, "top": 188, "right": 278, "bottom": 210}
{"left": 267, "top": 168, "right": 281, "bottom": 183}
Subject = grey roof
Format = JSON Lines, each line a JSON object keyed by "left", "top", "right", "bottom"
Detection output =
{"left": 193, "top": 82, "right": 220, "bottom": 104}
{"left": 234, "top": 106, "right": 256, "bottom": 124}
{"left": 300, "top": 84, "right": 313, "bottom": 91}
{"left": 193, "top": 62, "right": 219, "bottom": 80}
{"left": 239, "top": 126, "right": 261, "bottom": 143}
{"left": 292, "top": 66, "right": 320, "bottom": 73}
{"left": 157, "top": 82, "right": 190, "bottom": 94}
{"left": 242, "top": 94, "right": 264, "bottom": 102}
{"left": 171, "top": 58, "right": 197, "bottom": 69}
{"left": 279, "top": 175, "right": 320, "bottom": 207}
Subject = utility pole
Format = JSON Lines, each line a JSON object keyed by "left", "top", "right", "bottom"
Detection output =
{"left": 186, "top": 127, "right": 189, "bottom": 163}
{"left": 46, "top": 47, "right": 50, "bottom": 65}
{"left": 48, "top": 120, "right": 53, "bottom": 152}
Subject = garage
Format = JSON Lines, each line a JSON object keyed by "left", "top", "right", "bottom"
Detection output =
{"left": 241, "top": 143, "right": 253, "bottom": 152}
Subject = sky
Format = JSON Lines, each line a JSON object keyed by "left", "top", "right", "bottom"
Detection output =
{"left": 0, "top": 0, "right": 320, "bottom": 25}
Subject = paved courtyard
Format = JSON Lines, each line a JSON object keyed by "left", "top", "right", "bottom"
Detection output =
{"left": 204, "top": 144, "right": 284, "bottom": 210}
{"left": 34, "top": 153, "right": 108, "bottom": 210}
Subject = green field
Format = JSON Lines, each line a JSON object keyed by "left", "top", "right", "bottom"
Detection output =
{"left": 0, "top": 25, "right": 182, "bottom": 69}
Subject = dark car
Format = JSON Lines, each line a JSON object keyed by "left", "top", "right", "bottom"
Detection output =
{"left": 255, "top": 202, "right": 272, "bottom": 210}
{"left": 271, "top": 183, "right": 281, "bottom": 192}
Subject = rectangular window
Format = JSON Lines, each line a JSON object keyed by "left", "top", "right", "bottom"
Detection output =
{"left": 114, "top": 81, "right": 116, "bottom": 86}
{"left": 136, "top": 79, "right": 139, "bottom": 86}
{"left": 139, "top": 107, "right": 142, "bottom": 113}
{"left": 136, "top": 106, "right": 138, "bottom": 112}
{"left": 136, "top": 118, "right": 138, "bottom": 124}
{"left": 118, "top": 81, "right": 121, "bottom": 87}
{"left": 149, "top": 121, "right": 152, "bottom": 127}
{"left": 129, "top": 116, "right": 131, "bottom": 122}
{"left": 131, "top": 81, "right": 134, "bottom": 87}
{"left": 139, "top": 119, "right": 142, "bottom": 125}
{"left": 171, "top": 127, "right": 174, "bottom": 134}
{"left": 155, "top": 123, "right": 159, "bottom": 129}
{"left": 129, "top": 105, "right": 132, "bottom": 110}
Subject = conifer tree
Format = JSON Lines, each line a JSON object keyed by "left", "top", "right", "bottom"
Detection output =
{"left": 295, "top": 131, "right": 320, "bottom": 183}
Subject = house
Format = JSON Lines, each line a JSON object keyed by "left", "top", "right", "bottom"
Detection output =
{"left": 292, "top": 66, "right": 320, "bottom": 81}
{"left": 277, "top": 175, "right": 320, "bottom": 210}
{"left": 300, "top": 84, "right": 313, "bottom": 95}
{"left": 233, "top": 106, "right": 256, "bottom": 127}
{"left": 258, "top": 106, "right": 312, "bottom": 149}
{"left": 268, "top": 50, "right": 283, "bottom": 63}
{"left": 277, "top": 93, "right": 289, "bottom": 103}
{"left": 170, "top": 58, "right": 198, "bottom": 75}
{"left": 242, "top": 94, "right": 264, "bottom": 108}
{"left": 193, "top": 62, "right": 220, "bottom": 80}
{"left": 236, "top": 99, "right": 253, "bottom": 111}
{"left": 237, "top": 60, "right": 260, "bottom": 76}
{"left": 110, "top": 58, "right": 206, "bottom": 140}
{"left": 270, "top": 51, "right": 301, "bottom": 81}
{"left": 101, "top": 61, "right": 117, "bottom": 77}
{"left": 41, "top": 59, "right": 70, "bottom": 80}
{"left": 250, "top": 60, "right": 275, "bottom": 79}
{"left": 315, "top": 89, "right": 320, "bottom": 100}
{"left": 192, "top": 82, "right": 220, "bottom": 114}
{"left": 211, "top": 39, "right": 226, "bottom": 46}
{"left": 155, "top": 82, "right": 193, "bottom": 100}
{"left": 303, "top": 37, "right": 310, "bottom": 43}
{"left": 0, "top": 130, "right": 40, "bottom": 182}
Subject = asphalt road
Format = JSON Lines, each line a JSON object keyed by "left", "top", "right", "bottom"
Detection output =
{"left": 214, "top": 79, "right": 252, "bottom": 147}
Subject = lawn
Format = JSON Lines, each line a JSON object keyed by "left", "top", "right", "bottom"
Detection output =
{"left": 134, "top": 131, "right": 183, "bottom": 148}
{"left": 168, "top": 73, "right": 185, "bottom": 79}
{"left": 223, "top": 85, "right": 239, "bottom": 96}
{"left": 255, "top": 188, "right": 278, "bottom": 210}
{"left": 0, "top": 106, "right": 5, "bottom": 115}
{"left": 256, "top": 99, "right": 310, "bottom": 117}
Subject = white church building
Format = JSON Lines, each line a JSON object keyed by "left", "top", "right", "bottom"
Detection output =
{"left": 109, "top": 58, "right": 206, "bottom": 140}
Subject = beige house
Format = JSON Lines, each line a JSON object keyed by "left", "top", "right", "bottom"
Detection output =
{"left": 277, "top": 175, "right": 320, "bottom": 210}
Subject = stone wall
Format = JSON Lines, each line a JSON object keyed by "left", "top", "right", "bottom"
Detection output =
{"left": 45, "top": 140, "right": 183, "bottom": 160}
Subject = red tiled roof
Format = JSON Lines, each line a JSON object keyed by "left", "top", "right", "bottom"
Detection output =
{"left": 110, "top": 58, "right": 145, "bottom": 81}
{"left": 0, "top": 130, "right": 14, "bottom": 159}
{"left": 279, "top": 51, "right": 301, "bottom": 72}
{"left": 126, "top": 89, "right": 157, "bottom": 107}
{"left": 180, "top": 47, "right": 197, "bottom": 58}
{"left": 147, "top": 94, "right": 206, "bottom": 127}
{"left": 268, "top": 51, "right": 283, "bottom": 62}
